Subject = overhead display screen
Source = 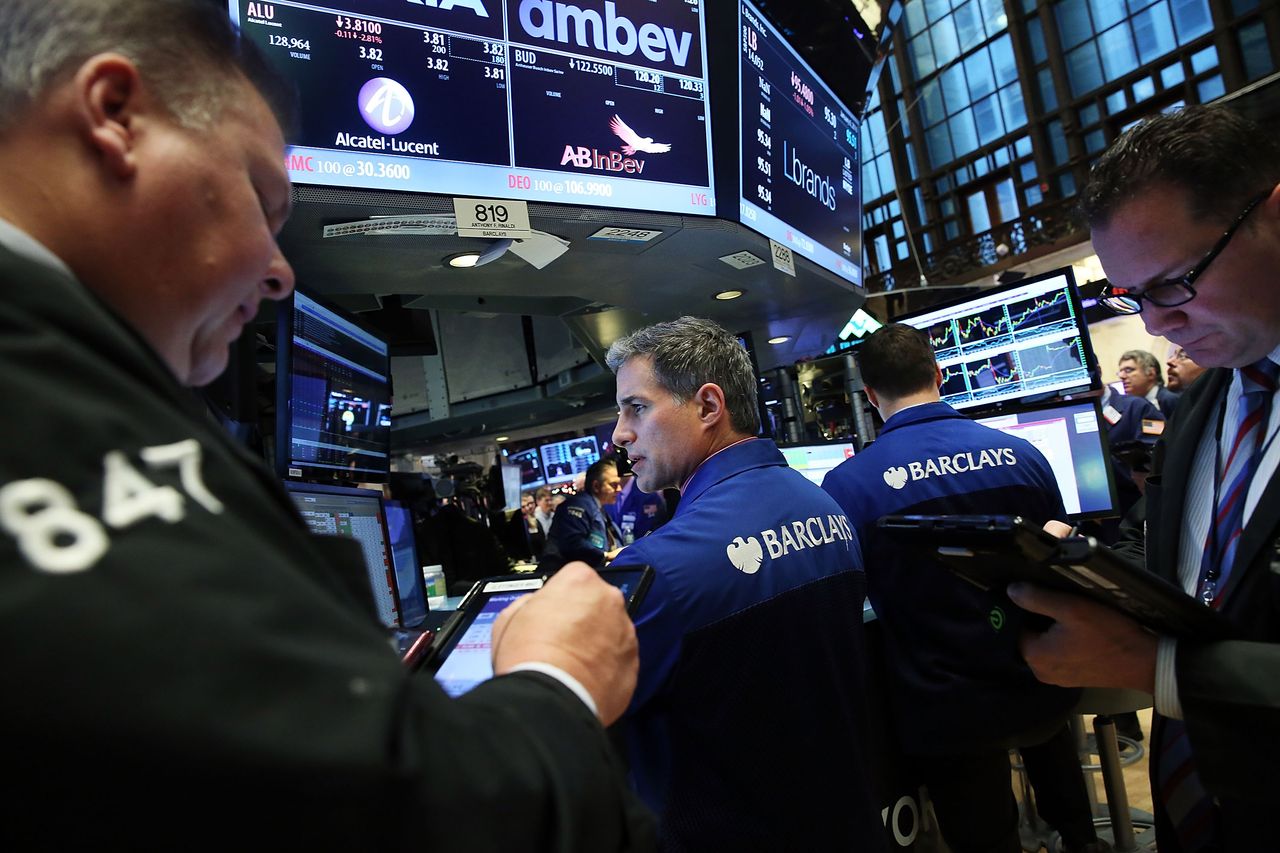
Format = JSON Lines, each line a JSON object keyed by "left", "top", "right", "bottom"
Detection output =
{"left": 230, "top": 0, "right": 715, "bottom": 214}
{"left": 898, "top": 269, "right": 1096, "bottom": 413}
{"left": 737, "top": 0, "right": 861, "bottom": 285}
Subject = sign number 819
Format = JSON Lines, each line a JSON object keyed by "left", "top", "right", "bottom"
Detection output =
{"left": 474, "top": 204, "right": 509, "bottom": 224}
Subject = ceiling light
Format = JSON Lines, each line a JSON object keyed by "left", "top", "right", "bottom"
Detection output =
{"left": 446, "top": 252, "right": 480, "bottom": 268}
{"left": 767, "top": 335, "right": 791, "bottom": 345}
{"left": 713, "top": 289, "right": 745, "bottom": 300}
{"left": 495, "top": 435, "right": 510, "bottom": 442}
{"left": 445, "top": 237, "right": 513, "bottom": 269}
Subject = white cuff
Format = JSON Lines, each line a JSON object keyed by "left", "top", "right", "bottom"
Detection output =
{"left": 1154, "top": 636, "right": 1184, "bottom": 720}
{"left": 507, "top": 662, "right": 600, "bottom": 719}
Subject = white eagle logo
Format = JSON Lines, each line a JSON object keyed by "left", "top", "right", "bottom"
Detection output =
{"left": 609, "top": 114, "right": 672, "bottom": 155}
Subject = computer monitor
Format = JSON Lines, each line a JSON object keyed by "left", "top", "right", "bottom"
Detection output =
{"left": 228, "top": 0, "right": 716, "bottom": 216}
{"left": 779, "top": 442, "right": 855, "bottom": 486}
{"left": 976, "top": 400, "right": 1117, "bottom": 519}
{"left": 285, "top": 482, "right": 401, "bottom": 627}
{"left": 384, "top": 499, "right": 428, "bottom": 628}
{"left": 540, "top": 436, "right": 601, "bottom": 485}
{"left": 896, "top": 266, "right": 1098, "bottom": 414}
{"left": 506, "top": 446, "right": 545, "bottom": 490}
{"left": 736, "top": 0, "right": 865, "bottom": 285}
{"left": 276, "top": 290, "right": 392, "bottom": 483}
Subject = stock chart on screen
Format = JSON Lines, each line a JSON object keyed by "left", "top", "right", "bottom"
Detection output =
{"left": 901, "top": 270, "right": 1093, "bottom": 411}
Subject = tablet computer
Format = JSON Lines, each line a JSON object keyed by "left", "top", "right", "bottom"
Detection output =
{"left": 598, "top": 564, "right": 655, "bottom": 616}
{"left": 423, "top": 566, "right": 656, "bottom": 696}
{"left": 875, "top": 514, "right": 1234, "bottom": 640}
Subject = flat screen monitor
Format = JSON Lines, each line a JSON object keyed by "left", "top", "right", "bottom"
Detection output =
{"left": 976, "top": 400, "right": 1116, "bottom": 519}
{"left": 384, "top": 499, "right": 428, "bottom": 628}
{"left": 285, "top": 482, "right": 401, "bottom": 627}
{"left": 539, "top": 436, "right": 601, "bottom": 484}
{"left": 229, "top": 0, "right": 715, "bottom": 215}
{"left": 506, "top": 446, "right": 545, "bottom": 490}
{"left": 897, "top": 266, "right": 1098, "bottom": 414}
{"left": 737, "top": 0, "right": 862, "bottom": 285}
{"left": 277, "top": 290, "right": 392, "bottom": 483}
{"left": 779, "top": 442, "right": 855, "bottom": 486}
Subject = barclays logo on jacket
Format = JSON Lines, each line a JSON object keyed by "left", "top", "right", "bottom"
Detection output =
{"left": 725, "top": 514, "right": 854, "bottom": 574}
{"left": 882, "top": 447, "right": 1019, "bottom": 490}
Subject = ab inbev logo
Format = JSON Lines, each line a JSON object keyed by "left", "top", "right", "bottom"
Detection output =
{"left": 560, "top": 114, "right": 670, "bottom": 175}
{"left": 359, "top": 78, "right": 415, "bottom": 135}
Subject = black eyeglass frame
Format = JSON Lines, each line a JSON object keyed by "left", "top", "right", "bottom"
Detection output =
{"left": 1099, "top": 192, "right": 1269, "bottom": 315}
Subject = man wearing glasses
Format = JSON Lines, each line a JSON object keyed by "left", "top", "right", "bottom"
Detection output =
{"left": 1166, "top": 346, "right": 1206, "bottom": 394}
{"left": 1009, "top": 104, "right": 1280, "bottom": 851}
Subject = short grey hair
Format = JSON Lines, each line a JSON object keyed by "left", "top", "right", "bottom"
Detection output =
{"left": 1120, "top": 349, "right": 1164, "bottom": 386}
{"left": 605, "top": 316, "right": 761, "bottom": 436}
{"left": 0, "top": 0, "right": 296, "bottom": 134}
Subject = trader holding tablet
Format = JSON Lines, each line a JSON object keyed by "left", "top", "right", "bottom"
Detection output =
{"left": 0, "top": 2, "right": 650, "bottom": 847}
{"left": 606, "top": 317, "right": 884, "bottom": 850}
{"left": 821, "top": 324, "right": 1103, "bottom": 853}
{"left": 1012, "top": 105, "right": 1280, "bottom": 851}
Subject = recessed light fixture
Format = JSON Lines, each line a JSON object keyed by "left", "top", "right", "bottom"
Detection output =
{"left": 446, "top": 252, "right": 481, "bottom": 268}
{"left": 767, "top": 335, "right": 792, "bottom": 345}
{"left": 495, "top": 435, "right": 510, "bottom": 442}
{"left": 445, "top": 238, "right": 513, "bottom": 269}
{"left": 713, "top": 289, "right": 745, "bottom": 300}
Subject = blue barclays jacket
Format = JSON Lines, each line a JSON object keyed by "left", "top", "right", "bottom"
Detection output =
{"left": 612, "top": 439, "right": 884, "bottom": 852}
{"left": 605, "top": 479, "right": 667, "bottom": 543}
{"left": 822, "top": 402, "right": 1079, "bottom": 754}
{"left": 539, "top": 490, "right": 621, "bottom": 570}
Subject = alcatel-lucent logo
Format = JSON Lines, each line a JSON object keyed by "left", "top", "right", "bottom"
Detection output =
{"left": 359, "top": 78, "right": 415, "bottom": 135}
{"left": 560, "top": 114, "right": 669, "bottom": 174}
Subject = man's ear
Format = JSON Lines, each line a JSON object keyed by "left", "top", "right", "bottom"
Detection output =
{"left": 73, "top": 54, "right": 147, "bottom": 179}
{"left": 693, "top": 382, "right": 729, "bottom": 427}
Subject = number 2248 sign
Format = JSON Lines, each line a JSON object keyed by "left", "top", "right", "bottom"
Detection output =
{"left": 453, "top": 197, "right": 532, "bottom": 239}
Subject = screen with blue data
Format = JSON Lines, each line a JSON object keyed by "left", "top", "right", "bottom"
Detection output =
{"left": 278, "top": 291, "right": 391, "bottom": 483}
{"left": 976, "top": 401, "right": 1115, "bottom": 518}
{"left": 899, "top": 268, "right": 1096, "bottom": 413}
{"left": 737, "top": 0, "right": 862, "bottom": 285}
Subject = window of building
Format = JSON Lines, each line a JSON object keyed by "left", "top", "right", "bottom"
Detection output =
{"left": 1238, "top": 20, "right": 1275, "bottom": 81}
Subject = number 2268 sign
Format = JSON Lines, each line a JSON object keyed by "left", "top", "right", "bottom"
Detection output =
{"left": 453, "top": 197, "right": 532, "bottom": 239}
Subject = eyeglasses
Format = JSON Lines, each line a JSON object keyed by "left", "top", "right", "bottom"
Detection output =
{"left": 1099, "top": 192, "right": 1268, "bottom": 315}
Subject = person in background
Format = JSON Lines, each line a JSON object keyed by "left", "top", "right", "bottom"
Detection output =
{"left": 604, "top": 470, "right": 668, "bottom": 545}
{"left": 520, "top": 491, "right": 546, "bottom": 557}
{"left": 0, "top": 2, "right": 652, "bottom": 847}
{"left": 533, "top": 485, "right": 556, "bottom": 535}
{"left": 607, "top": 317, "right": 885, "bottom": 851}
{"left": 821, "top": 324, "right": 1105, "bottom": 853}
{"left": 539, "top": 457, "right": 624, "bottom": 571}
{"left": 1012, "top": 103, "right": 1280, "bottom": 851}
{"left": 1165, "top": 346, "right": 1206, "bottom": 393}
{"left": 1118, "top": 349, "right": 1181, "bottom": 416}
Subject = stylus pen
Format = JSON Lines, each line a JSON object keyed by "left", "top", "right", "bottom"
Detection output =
{"left": 1067, "top": 524, "right": 1081, "bottom": 538}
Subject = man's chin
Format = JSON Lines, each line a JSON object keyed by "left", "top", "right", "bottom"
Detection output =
{"left": 188, "top": 350, "right": 231, "bottom": 388}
